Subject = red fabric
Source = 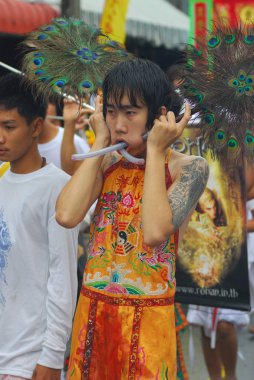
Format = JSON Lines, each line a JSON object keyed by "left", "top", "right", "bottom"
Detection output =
{"left": 0, "top": 0, "right": 59, "bottom": 35}
{"left": 214, "top": 0, "right": 254, "bottom": 27}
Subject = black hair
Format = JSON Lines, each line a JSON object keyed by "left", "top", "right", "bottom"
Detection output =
{"left": 48, "top": 95, "right": 64, "bottom": 117}
{"left": 102, "top": 58, "right": 182, "bottom": 130}
{"left": 48, "top": 94, "right": 64, "bottom": 126}
{"left": 0, "top": 73, "right": 47, "bottom": 124}
{"left": 166, "top": 64, "right": 186, "bottom": 83}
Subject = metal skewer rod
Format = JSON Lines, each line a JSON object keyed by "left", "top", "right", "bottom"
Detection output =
{"left": 0, "top": 61, "right": 95, "bottom": 111}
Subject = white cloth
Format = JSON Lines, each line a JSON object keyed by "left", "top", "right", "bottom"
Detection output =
{"left": 0, "top": 164, "right": 79, "bottom": 378}
{"left": 187, "top": 305, "right": 249, "bottom": 338}
{"left": 38, "top": 127, "right": 89, "bottom": 168}
{"left": 249, "top": 262, "right": 254, "bottom": 313}
{"left": 247, "top": 199, "right": 254, "bottom": 311}
{"left": 247, "top": 199, "right": 254, "bottom": 264}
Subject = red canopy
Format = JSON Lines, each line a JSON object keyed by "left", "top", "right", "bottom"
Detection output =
{"left": 0, "top": 0, "right": 60, "bottom": 35}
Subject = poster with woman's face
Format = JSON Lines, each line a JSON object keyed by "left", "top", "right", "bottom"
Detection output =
{"left": 174, "top": 126, "right": 250, "bottom": 311}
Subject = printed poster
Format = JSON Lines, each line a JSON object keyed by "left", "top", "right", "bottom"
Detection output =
{"left": 175, "top": 126, "right": 250, "bottom": 311}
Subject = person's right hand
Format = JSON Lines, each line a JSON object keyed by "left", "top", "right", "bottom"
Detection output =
{"left": 89, "top": 95, "right": 110, "bottom": 147}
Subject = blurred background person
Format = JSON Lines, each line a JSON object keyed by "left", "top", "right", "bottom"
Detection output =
{"left": 38, "top": 97, "right": 90, "bottom": 170}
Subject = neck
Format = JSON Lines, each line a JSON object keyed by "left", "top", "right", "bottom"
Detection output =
{"left": 10, "top": 147, "right": 46, "bottom": 174}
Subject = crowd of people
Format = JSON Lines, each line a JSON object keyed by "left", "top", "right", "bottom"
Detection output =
{"left": 0, "top": 55, "right": 253, "bottom": 380}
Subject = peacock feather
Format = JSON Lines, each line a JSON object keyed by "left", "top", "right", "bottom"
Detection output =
{"left": 179, "top": 22, "right": 254, "bottom": 163}
{"left": 21, "top": 18, "right": 131, "bottom": 100}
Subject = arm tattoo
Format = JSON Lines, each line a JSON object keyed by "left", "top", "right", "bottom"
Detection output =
{"left": 168, "top": 157, "right": 209, "bottom": 230}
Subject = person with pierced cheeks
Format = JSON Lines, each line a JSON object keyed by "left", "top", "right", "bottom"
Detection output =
{"left": 56, "top": 58, "right": 209, "bottom": 380}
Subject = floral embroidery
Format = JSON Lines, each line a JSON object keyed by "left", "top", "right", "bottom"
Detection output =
{"left": 93, "top": 211, "right": 112, "bottom": 230}
{"left": 138, "top": 253, "right": 158, "bottom": 267}
{"left": 93, "top": 191, "right": 120, "bottom": 229}
{"left": 121, "top": 192, "right": 134, "bottom": 208}
{"left": 89, "top": 249, "right": 112, "bottom": 268}
{"left": 85, "top": 158, "right": 178, "bottom": 296}
{"left": 157, "top": 252, "right": 169, "bottom": 263}
{"left": 104, "top": 282, "right": 128, "bottom": 294}
{"left": 91, "top": 230, "right": 107, "bottom": 246}
{"left": 161, "top": 268, "right": 168, "bottom": 282}
{"left": 76, "top": 323, "right": 87, "bottom": 357}
{"left": 100, "top": 191, "right": 118, "bottom": 209}
{"left": 0, "top": 208, "right": 12, "bottom": 306}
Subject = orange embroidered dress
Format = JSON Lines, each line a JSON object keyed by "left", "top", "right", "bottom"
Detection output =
{"left": 67, "top": 156, "right": 178, "bottom": 380}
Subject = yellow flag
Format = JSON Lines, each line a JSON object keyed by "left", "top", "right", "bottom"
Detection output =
{"left": 100, "top": 0, "right": 129, "bottom": 44}
{"left": 0, "top": 162, "right": 10, "bottom": 177}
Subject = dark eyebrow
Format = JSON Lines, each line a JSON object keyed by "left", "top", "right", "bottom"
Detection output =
{"left": 106, "top": 103, "right": 141, "bottom": 110}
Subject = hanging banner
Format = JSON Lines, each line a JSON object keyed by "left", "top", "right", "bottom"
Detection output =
{"left": 189, "top": 0, "right": 213, "bottom": 44}
{"left": 175, "top": 126, "right": 250, "bottom": 311}
{"left": 214, "top": 0, "right": 254, "bottom": 26}
{"left": 100, "top": 0, "right": 129, "bottom": 45}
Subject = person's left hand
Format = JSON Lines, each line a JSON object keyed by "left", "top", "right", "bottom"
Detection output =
{"left": 31, "top": 364, "right": 61, "bottom": 380}
{"left": 63, "top": 99, "right": 93, "bottom": 127}
{"left": 148, "top": 102, "right": 191, "bottom": 154}
{"left": 75, "top": 107, "right": 94, "bottom": 131}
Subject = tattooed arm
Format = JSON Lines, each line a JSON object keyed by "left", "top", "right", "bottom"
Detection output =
{"left": 168, "top": 157, "right": 209, "bottom": 228}
{"left": 142, "top": 153, "right": 209, "bottom": 246}
{"left": 142, "top": 103, "right": 193, "bottom": 246}
{"left": 168, "top": 156, "right": 209, "bottom": 242}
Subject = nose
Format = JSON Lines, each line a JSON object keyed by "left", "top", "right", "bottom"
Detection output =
{"left": 0, "top": 129, "right": 5, "bottom": 144}
{"left": 114, "top": 114, "right": 128, "bottom": 134}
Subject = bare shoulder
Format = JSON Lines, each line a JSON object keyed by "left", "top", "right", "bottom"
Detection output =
{"left": 169, "top": 150, "right": 209, "bottom": 181}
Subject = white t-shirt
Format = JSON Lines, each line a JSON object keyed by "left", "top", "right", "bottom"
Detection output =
{"left": 247, "top": 199, "right": 254, "bottom": 263}
{"left": 0, "top": 164, "right": 79, "bottom": 378}
{"left": 38, "top": 127, "right": 89, "bottom": 168}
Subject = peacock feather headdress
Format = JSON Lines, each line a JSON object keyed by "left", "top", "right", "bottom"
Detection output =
{"left": 179, "top": 22, "right": 254, "bottom": 163}
{"left": 21, "top": 18, "right": 131, "bottom": 100}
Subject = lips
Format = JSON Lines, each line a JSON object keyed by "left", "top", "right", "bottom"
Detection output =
{"left": 116, "top": 138, "right": 128, "bottom": 145}
{"left": 0, "top": 149, "right": 8, "bottom": 155}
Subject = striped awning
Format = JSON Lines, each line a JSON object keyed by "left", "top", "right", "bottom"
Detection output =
{"left": 0, "top": 0, "right": 60, "bottom": 35}
{"left": 81, "top": 0, "right": 190, "bottom": 49}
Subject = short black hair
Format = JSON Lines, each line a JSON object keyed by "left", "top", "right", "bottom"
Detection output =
{"left": 48, "top": 94, "right": 64, "bottom": 117}
{"left": 166, "top": 64, "right": 187, "bottom": 83}
{"left": 102, "top": 58, "right": 182, "bottom": 130}
{"left": 0, "top": 73, "right": 47, "bottom": 124}
{"left": 48, "top": 94, "right": 64, "bottom": 126}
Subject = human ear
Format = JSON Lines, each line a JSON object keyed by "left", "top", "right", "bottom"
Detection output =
{"left": 159, "top": 106, "right": 167, "bottom": 116}
{"left": 154, "top": 106, "right": 167, "bottom": 123}
{"left": 32, "top": 117, "right": 44, "bottom": 137}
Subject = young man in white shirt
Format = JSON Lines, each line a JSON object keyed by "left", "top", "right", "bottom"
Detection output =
{"left": 0, "top": 73, "right": 79, "bottom": 380}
